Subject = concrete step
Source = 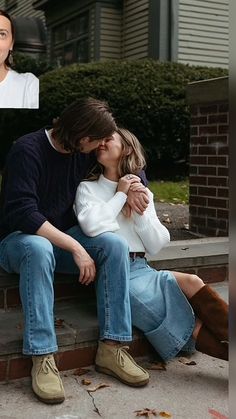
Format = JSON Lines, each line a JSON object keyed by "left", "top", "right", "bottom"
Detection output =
{"left": 0, "top": 297, "right": 153, "bottom": 382}
{"left": 0, "top": 281, "right": 228, "bottom": 382}
{"left": 0, "top": 237, "right": 229, "bottom": 310}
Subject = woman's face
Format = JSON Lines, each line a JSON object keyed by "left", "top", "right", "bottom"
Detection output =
{"left": 0, "top": 15, "right": 13, "bottom": 68}
{"left": 96, "top": 132, "right": 123, "bottom": 167}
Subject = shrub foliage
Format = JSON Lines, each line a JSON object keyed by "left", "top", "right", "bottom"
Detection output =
{"left": 0, "top": 60, "right": 227, "bottom": 178}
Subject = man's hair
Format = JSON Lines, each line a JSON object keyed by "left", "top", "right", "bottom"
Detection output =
{"left": 52, "top": 97, "right": 117, "bottom": 152}
{"left": 116, "top": 127, "right": 146, "bottom": 177}
{"left": 0, "top": 9, "right": 15, "bottom": 68}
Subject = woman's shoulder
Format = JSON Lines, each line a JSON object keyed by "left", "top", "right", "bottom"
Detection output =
{"left": 9, "top": 70, "right": 39, "bottom": 84}
{"left": 79, "top": 179, "right": 99, "bottom": 189}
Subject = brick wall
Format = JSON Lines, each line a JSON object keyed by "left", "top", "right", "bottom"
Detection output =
{"left": 187, "top": 77, "right": 229, "bottom": 237}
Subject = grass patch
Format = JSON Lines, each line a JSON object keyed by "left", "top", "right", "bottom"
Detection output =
{"left": 148, "top": 179, "right": 189, "bottom": 204}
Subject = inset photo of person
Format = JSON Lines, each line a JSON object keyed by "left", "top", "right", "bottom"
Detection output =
{"left": 0, "top": 9, "right": 39, "bottom": 109}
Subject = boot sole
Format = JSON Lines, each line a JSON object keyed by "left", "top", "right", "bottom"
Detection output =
{"left": 33, "top": 389, "right": 65, "bottom": 404}
{"left": 95, "top": 364, "right": 149, "bottom": 387}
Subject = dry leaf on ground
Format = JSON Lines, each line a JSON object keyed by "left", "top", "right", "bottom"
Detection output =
{"left": 163, "top": 217, "right": 172, "bottom": 224}
{"left": 159, "top": 412, "right": 172, "bottom": 418}
{"left": 81, "top": 379, "right": 92, "bottom": 386}
{"left": 208, "top": 408, "right": 228, "bottom": 419}
{"left": 87, "top": 383, "right": 110, "bottom": 392}
{"left": 147, "top": 362, "right": 167, "bottom": 371}
{"left": 134, "top": 408, "right": 158, "bottom": 417}
{"left": 178, "top": 357, "right": 196, "bottom": 366}
{"left": 73, "top": 367, "right": 91, "bottom": 376}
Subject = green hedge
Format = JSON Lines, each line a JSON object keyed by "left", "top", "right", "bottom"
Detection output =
{"left": 0, "top": 60, "right": 227, "bottom": 178}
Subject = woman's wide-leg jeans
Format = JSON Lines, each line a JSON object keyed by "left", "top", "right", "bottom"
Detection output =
{"left": 0, "top": 226, "right": 132, "bottom": 355}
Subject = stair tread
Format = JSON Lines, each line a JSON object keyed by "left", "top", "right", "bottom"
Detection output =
{"left": 0, "top": 298, "right": 99, "bottom": 357}
{"left": 0, "top": 238, "right": 229, "bottom": 289}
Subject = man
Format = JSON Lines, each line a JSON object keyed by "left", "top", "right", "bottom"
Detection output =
{"left": 0, "top": 98, "right": 150, "bottom": 404}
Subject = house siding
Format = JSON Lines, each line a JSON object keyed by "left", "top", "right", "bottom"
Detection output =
{"left": 122, "top": 0, "right": 149, "bottom": 59}
{"left": 0, "top": 0, "right": 44, "bottom": 20}
{"left": 99, "top": 5, "right": 122, "bottom": 60}
{"left": 178, "top": 0, "right": 229, "bottom": 68}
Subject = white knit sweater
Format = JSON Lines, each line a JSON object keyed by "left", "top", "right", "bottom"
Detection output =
{"left": 75, "top": 174, "right": 170, "bottom": 256}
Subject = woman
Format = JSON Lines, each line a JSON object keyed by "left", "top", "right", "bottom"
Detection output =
{"left": 74, "top": 128, "right": 228, "bottom": 362}
{"left": 0, "top": 9, "right": 39, "bottom": 108}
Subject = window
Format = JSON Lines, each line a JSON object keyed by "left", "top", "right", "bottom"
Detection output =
{"left": 51, "top": 12, "right": 89, "bottom": 66}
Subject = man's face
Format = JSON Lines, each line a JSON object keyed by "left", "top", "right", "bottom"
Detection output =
{"left": 79, "top": 137, "right": 108, "bottom": 153}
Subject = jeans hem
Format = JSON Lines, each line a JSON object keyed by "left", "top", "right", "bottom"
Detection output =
{"left": 100, "top": 334, "right": 132, "bottom": 341}
{"left": 23, "top": 346, "right": 58, "bottom": 356}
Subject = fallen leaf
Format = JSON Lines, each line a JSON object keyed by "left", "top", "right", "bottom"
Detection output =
{"left": 178, "top": 357, "right": 196, "bottom": 366}
{"left": 87, "top": 383, "right": 110, "bottom": 392}
{"left": 73, "top": 367, "right": 91, "bottom": 376}
{"left": 81, "top": 378, "right": 92, "bottom": 386}
{"left": 54, "top": 318, "right": 65, "bottom": 328}
{"left": 163, "top": 213, "right": 169, "bottom": 217}
{"left": 181, "top": 247, "right": 189, "bottom": 251}
{"left": 159, "top": 412, "right": 172, "bottom": 418}
{"left": 134, "top": 408, "right": 158, "bottom": 417}
{"left": 183, "top": 223, "right": 189, "bottom": 230}
{"left": 163, "top": 217, "right": 172, "bottom": 224}
{"left": 208, "top": 408, "right": 228, "bottom": 419}
{"left": 147, "top": 362, "right": 166, "bottom": 371}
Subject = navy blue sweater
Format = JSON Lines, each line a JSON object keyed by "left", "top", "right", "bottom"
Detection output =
{"left": 0, "top": 128, "right": 96, "bottom": 239}
{"left": 0, "top": 128, "right": 147, "bottom": 240}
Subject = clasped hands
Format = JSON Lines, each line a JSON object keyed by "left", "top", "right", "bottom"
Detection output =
{"left": 117, "top": 174, "right": 149, "bottom": 215}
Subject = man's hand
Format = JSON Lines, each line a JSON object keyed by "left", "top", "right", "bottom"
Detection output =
{"left": 72, "top": 247, "right": 96, "bottom": 285}
{"left": 127, "top": 188, "right": 149, "bottom": 215}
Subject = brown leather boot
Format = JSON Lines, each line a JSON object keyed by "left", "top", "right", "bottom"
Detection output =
{"left": 190, "top": 285, "right": 228, "bottom": 343}
{"left": 196, "top": 326, "right": 228, "bottom": 361}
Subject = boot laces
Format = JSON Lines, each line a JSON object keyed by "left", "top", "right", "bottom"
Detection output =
{"left": 116, "top": 346, "right": 130, "bottom": 367}
{"left": 39, "top": 356, "right": 59, "bottom": 376}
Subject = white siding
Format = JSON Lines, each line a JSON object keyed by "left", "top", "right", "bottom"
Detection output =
{"left": 100, "top": 6, "right": 122, "bottom": 60}
{"left": 178, "top": 0, "right": 229, "bottom": 68}
{"left": 0, "top": 0, "right": 44, "bottom": 20}
{"left": 122, "top": 0, "right": 149, "bottom": 59}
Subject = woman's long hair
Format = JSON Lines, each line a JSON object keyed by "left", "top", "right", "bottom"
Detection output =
{"left": 116, "top": 127, "right": 146, "bottom": 177}
{"left": 0, "top": 9, "right": 15, "bottom": 68}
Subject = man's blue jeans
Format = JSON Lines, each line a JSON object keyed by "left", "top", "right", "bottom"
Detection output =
{"left": 0, "top": 226, "right": 132, "bottom": 355}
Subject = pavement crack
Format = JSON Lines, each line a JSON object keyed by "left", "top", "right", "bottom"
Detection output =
{"left": 74, "top": 377, "right": 102, "bottom": 417}
{"left": 87, "top": 391, "right": 102, "bottom": 417}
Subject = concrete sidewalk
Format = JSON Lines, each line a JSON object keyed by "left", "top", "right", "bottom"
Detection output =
{"left": 0, "top": 353, "right": 228, "bottom": 419}
{"left": 0, "top": 283, "right": 228, "bottom": 419}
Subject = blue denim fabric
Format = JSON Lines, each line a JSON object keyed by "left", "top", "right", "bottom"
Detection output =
{"left": 0, "top": 227, "right": 132, "bottom": 355}
{"left": 129, "top": 257, "right": 196, "bottom": 361}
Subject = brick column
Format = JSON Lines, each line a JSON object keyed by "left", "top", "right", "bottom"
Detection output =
{"left": 186, "top": 77, "right": 229, "bottom": 237}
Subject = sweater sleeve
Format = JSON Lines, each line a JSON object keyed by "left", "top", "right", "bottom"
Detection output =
{"left": 132, "top": 188, "right": 170, "bottom": 255}
{"left": 75, "top": 182, "right": 127, "bottom": 237}
{"left": 2, "top": 144, "right": 47, "bottom": 234}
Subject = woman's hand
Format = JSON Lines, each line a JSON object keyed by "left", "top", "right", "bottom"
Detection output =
{"left": 72, "top": 247, "right": 96, "bottom": 286}
{"left": 117, "top": 174, "right": 141, "bottom": 195}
